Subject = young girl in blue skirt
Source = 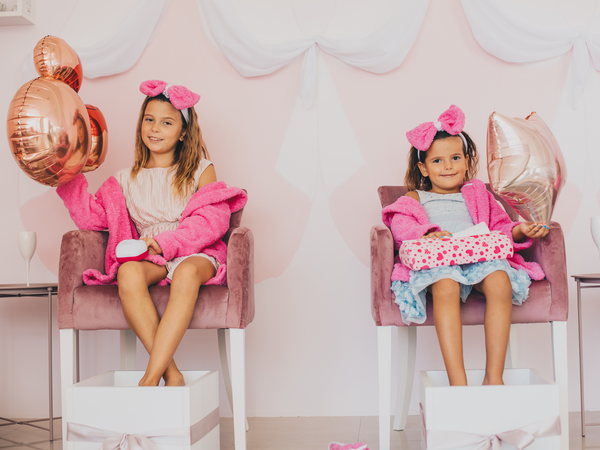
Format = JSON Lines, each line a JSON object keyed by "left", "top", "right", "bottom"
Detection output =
{"left": 382, "top": 105, "right": 549, "bottom": 386}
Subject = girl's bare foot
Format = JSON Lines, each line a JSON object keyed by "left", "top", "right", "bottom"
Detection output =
{"left": 163, "top": 366, "right": 185, "bottom": 386}
{"left": 138, "top": 373, "right": 161, "bottom": 386}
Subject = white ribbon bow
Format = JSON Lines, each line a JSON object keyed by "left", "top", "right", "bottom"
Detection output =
{"left": 426, "top": 416, "right": 561, "bottom": 450}
{"left": 68, "top": 422, "right": 192, "bottom": 450}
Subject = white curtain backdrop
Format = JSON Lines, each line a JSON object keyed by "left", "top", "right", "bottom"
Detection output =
{"left": 197, "top": 0, "right": 430, "bottom": 109}
{"left": 461, "top": 0, "right": 600, "bottom": 108}
{"left": 461, "top": 0, "right": 600, "bottom": 209}
{"left": 21, "top": 0, "right": 171, "bottom": 82}
{"left": 196, "top": 0, "right": 431, "bottom": 198}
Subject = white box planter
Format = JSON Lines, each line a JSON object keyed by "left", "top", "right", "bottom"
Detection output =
{"left": 65, "top": 370, "right": 219, "bottom": 450}
{"left": 420, "top": 369, "right": 560, "bottom": 450}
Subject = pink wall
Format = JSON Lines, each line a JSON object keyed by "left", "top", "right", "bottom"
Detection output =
{"left": 0, "top": 0, "right": 597, "bottom": 418}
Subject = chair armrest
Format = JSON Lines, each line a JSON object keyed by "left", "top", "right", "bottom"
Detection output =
{"left": 225, "top": 226, "right": 254, "bottom": 329}
{"left": 521, "top": 221, "right": 568, "bottom": 321}
{"left": 370, "top": 225, "right": 395, "bottom": 326}
{"left": 57, "top": 230, "right": 108, "bottom": 329}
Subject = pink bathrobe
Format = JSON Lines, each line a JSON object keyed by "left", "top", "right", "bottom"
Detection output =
{"left": 381, "top": 179, "right": 545, "bottom": 283}
{"left": 57, "top": 174, "right": 247, "bottom": 286}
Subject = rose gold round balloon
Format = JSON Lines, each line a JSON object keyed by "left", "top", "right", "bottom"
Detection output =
{"left": 85, "top": 105, "right": 108, "bottom": 168}
{"left": 7, "top": 78, "right": 91, "bottom": 187}
{"left": 487, "top": 111, "right": 566, "bottom": 224}
{"left": 33, "top": 35, "right": 83, "bottom": 93}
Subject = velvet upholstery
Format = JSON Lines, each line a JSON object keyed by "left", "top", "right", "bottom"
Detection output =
{"left": 371, "top": 185, "right": 568, "bottom": 327}
{"left": 58, "top": 206, "right": 254, "bottom": 331}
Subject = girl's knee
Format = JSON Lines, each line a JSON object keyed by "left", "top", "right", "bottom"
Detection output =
{"left": 480, "top": 271, "right": 512, "bottom": 303}
{"left": 172, "top": 261, "right": 200, "bottom": 281}
{"left": 431, "top": 278, "right": 461, "bottom": 300}
{"left": 117, "top": 262, "right": 147, "bottom": 291}
{"left": 487, "top": 270, "right": 511, "bottom": 289}
{"left": 118, "top": 261, "right": 143, "bottom": 279}
{"left": 171, "top": 258, "right": 215, "bottom": 286}
{"left": 433, "top": 278, "right": 460, "bottom": 292}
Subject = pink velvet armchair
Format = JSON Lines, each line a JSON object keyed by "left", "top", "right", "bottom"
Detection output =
{"left": 371, "top": 185, "right": 569, "bottom": 450}
{"left": 58, "top": 206, "right": 253, "bottom": 450}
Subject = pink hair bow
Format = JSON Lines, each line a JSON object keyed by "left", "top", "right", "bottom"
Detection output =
{"left": 406, "top": 105, "right": 465, "bottom": 151}
{"left": 139, "top": 80, "right": 200, "bottom": 111}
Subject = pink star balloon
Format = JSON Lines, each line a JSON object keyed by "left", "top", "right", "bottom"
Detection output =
{"left": 487, "top": 112, "right": 566, "bottom": 224}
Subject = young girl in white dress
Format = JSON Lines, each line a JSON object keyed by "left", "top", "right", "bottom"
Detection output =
{"left": 61, "top": 80, "right": 245, "bottom": 386}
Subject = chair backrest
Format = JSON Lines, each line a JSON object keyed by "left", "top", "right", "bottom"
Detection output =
{"left": 377, "top": 184, "right": 520, "bottom": 222}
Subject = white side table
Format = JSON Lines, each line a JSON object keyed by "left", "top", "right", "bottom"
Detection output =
{"left": 0, "top": 283, "right": 59, "bottom": 441}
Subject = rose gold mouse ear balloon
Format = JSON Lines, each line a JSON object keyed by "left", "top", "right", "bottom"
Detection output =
{"left": 487, "top": 111, "right": 566, "bottom": 224}
{"left": 85, "top": 105, "right": 108, "bottom": 168}
{"left": 7, "top": 78, "right": 91, "bottom": 186}
{"left": 33, "top": 35, "right": 83, "bottom": 93}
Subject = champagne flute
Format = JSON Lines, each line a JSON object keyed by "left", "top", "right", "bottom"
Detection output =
{"left": 18, "top": 231, "right": 37, "bottom": 286}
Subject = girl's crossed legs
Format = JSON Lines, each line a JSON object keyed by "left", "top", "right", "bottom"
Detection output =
{"left": 117, "top": 257, "right": 217, "bottom": 386}
{"left": 431, "top": 270, "right": 513, "bottom": 386}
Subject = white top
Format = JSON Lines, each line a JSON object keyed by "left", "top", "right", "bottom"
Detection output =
{"left": 114, "top": 159, "right": 212, "bottom": 238}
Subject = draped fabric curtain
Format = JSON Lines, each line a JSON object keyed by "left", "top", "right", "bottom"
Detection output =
{"left": 22, "top": 0, "right": 171, "bottom": 82}
{"left": 461, "top": 0, "right": 600, "bottom": 108}
{"left": 195, "top": 0, "right": 432, "bottom": 198}
{"left": 197, "top": 0, "right": 431, "bottom": 108}
{"left": 461, "top": 0, "right": 600, "bottom": 204}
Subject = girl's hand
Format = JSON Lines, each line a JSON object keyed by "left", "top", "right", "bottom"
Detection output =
{"left": 422, "top": 230, "right": 453, "bottom": 239}
{"left": 514, "top": 222, "right": 549, "bottom": 241}
{"left": 141, "top": 237, "right": 163, "bottom": 255}
{"left": 81, "top": 165, "right": 99, "bottom": 173}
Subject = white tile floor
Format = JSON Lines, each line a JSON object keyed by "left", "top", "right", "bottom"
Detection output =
{"left": 0, "top": 412, "right": 597, "bottom": 450}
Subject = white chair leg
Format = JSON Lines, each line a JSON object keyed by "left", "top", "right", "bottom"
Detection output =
{"left": 378, "top": 326, "right": 393, "bottom": 450}
{"left": 120, "top": 329, "right": 137, "bottom": 370}
{"left": 551, "top": 321, "right": 569, "bottom": 450}
{"left": 394, "top": 326, "right": 416, "bottom": 431}
{"left": 60, "top": 329, "right": 78, "bottom": 450}
{"left": 229, "top": 328, "right": 247, "bottom": 450}
{"left": 218, "top": 329, "right": 249, "bottom": 432}
{"left": 505, "top": 324, "right": 519, "bottom": 369}
{"left": 75, "top": 330, "right": 80, "bottom": 383}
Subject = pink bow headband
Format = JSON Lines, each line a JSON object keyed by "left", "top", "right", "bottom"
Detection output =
{"left": 406, "top": 105, "right": 467, "bottom": 155}
{"left": 139, "top": 80, "right": 200, "bottom": 124}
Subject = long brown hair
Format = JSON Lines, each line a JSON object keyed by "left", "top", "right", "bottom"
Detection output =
{"left": 131, "top": 95, "right": 211, "bottom": 197}
{"left": 403, "top": 130, "right": 478, "bottom": 192}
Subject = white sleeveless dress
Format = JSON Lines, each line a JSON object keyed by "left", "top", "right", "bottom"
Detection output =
{"left": 114, "top": 158, "right": 218, "bottom": 280}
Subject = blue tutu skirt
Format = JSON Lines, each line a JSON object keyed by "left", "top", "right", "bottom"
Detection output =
{"left": 391, "top": 259, "right": 531, "bottom": 325}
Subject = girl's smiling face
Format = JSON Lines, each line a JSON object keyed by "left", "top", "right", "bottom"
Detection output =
{"left": 141, "top": 99, "right": 185, "bottom": 161}
{"left": 418, "top": 136, "right": 468, "bottom": 194}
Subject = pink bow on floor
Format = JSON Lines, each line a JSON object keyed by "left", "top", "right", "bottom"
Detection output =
{"left": 406, "top": 104, "right": 465, "bottom": 151}
{"left": 329, "top": 442, "right": 369, "bottom": 450}
{"left": 139, "top": 80, "right": 200, "bottom": 110}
